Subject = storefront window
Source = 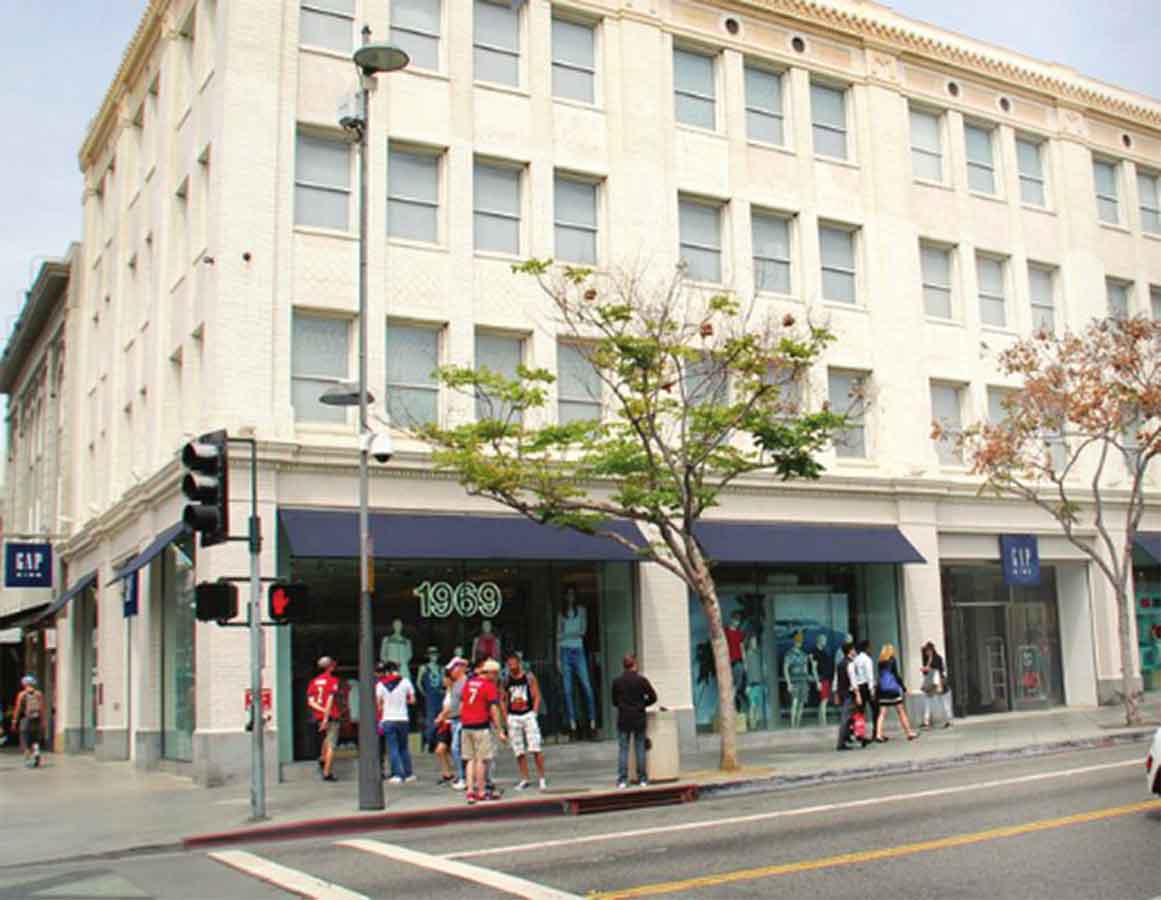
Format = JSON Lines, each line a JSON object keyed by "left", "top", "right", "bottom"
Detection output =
{"left": 288, "top": 557, "right": 636, "bottom": 759}
{"left": 77, "top": 585, "right": 98, "bottom": 752}
{"left": 688, "top": 563, "right": 900, "bottom": 734}
{"left": 1133, "top": 552, "right": 1161, "bottom": 693}
{"left": 161, "top": 538, "right": 197, "bottom": 761}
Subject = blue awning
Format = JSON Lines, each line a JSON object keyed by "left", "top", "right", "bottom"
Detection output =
{"left": 279, "top": 508, "right": 646, "bottom": 561}
{"left": 0, "top": 604, "right": 50, "bottom": 630}
{"left": 693, "top": 521, "right": 926, "bottom": 564}
{"left": 37, "top": 569, "right": 99, "bottom": 622}
{"left": 1136, "top": 532, "right": 1161, "bottom": 565}
{"left": 111, "top": 522, "right": 189, "bottom": 582}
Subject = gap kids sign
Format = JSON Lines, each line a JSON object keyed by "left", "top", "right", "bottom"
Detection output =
{"left": 1000, "top": 534, "right": 1040, "bottom": 586}
{"left": 4, "top": 542, "right": 53, "bottom": 589}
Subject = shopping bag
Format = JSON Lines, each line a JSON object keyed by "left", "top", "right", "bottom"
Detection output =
{"left": 852, "top": 711, "right": 866, "bottom": 740}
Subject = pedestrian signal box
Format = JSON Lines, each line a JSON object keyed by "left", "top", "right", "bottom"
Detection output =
{"left": 195, "top": 582, "right": 238, "bottom": 622}
{"left": 268, "top": 582, "right": 310, "bottom": 624}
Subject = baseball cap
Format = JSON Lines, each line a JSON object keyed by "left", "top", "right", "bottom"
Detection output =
{"left": 481, "top": 659, "right": 501, "bottom": 673}
{"left": 317, "top": 656, "right": 335, "bottom": 669}
{"left": 445, "top": 656, "right": 467, "bottom": 672}
{"left": 21, "top": 675, "right": 36, "bottom": 687}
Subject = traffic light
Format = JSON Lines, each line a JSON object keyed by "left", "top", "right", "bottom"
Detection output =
{"left": 195, "top": 582, "right": 238, "bottom": 622}
{"left": 268, "top": 582, "right": 310, "bottom": 624}
{"left": 182, "top": 429, "right": 229, "bottom": 547}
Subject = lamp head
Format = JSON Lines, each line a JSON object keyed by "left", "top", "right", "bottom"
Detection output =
{"left": 353, "top": 43, "right": 409, "bottom": 75}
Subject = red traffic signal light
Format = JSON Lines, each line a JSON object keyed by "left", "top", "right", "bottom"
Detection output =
{"left": 268, "top": 582, "right": 309, "bottom": 624}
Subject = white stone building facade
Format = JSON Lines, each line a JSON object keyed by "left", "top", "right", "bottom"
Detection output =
{"left": 19, "top": 0, "right": 1160, "bottom": 783}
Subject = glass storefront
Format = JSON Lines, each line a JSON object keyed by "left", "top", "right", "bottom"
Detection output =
{"left": 1133, "top": 550, "right": 1161, "bottom": 693}
{"left": 941, "top": 565, "right": 1065, "bottom": 716}
{"left": 76, "top": 585, "right": 98, "bottom": 752}
{"left": 160, "top": 538, "right": 197, "bottom": 761}
{"left": 288, "top": 557, "right": 636, "bottom": 760}
{"left": 687, "top": 563, "right": 901, "bottom": 733}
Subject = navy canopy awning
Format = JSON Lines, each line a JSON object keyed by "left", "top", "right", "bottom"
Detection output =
{"left": 36, "top": 570, "right": 99, "bottom": 623}
{"left": 1136, "top": 532, "right": 1161, "bottom": 565}
{"left": 0, "top": 604, "right": 50, "bottom": 630}
{"left": 693, "top": 521, "right": 926, "bottom": 565}
{"left": 279, "top": 508, "right": 646, "bottom": 561}
{"left": 111, "top": 522, "right": 189, "bottom": 582}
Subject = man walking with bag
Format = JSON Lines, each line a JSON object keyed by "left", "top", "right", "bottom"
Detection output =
{"left": 835, "top": 641, "right": 865, "bottom": 750}
{"left": 11, "top": 675, "right": 44, "bottom": 768}
{"left": 611, "top": 654, "right": 657, "bottom": 789}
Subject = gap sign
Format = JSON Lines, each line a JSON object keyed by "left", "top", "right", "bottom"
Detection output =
{"left": 1000, "top": 534, "right": 1040, "bottom": 586}
{"left": 5, "top": 542, "right": 53, "bottom": 589}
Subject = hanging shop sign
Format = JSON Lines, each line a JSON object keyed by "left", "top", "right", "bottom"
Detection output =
{"left": 1000, "top": 534, "right": 1040, "bottom": 586}
{"left": 4, "top": 542, "right": 53, "bottom": 589}
{"left": 413, "top": 581, "right": 504, "bottom": 618}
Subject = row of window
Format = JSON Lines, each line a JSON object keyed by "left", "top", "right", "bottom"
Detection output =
{"left": 291, "top": 312, "right": 1082, "bottom": 470}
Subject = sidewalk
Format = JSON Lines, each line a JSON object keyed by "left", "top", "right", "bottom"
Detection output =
{"left": 1, "top": 703, "right": 1156, "bottom": 868}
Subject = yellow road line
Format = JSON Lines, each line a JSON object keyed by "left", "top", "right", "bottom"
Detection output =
{"left": 590, "top": 799, "right": 1161, "bottom": 899}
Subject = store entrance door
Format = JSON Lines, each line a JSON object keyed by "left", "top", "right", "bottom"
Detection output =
{"left": 950, "top": 604, "right": 1010, "bottom": 716}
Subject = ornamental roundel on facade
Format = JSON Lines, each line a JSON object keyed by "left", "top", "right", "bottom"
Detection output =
{"left": 868, "top": 50, "right": 898, "bottom": 83}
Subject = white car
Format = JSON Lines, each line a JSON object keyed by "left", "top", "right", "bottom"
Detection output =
{"left": 1148, "top": 727, "right": 1161, "bottom": 796}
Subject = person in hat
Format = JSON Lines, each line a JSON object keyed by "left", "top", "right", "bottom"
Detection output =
{"left": 306, "top": 656, "right": 341, "bottom": 781}
{"left": 12, "top": 675, "right": 44, "bottom": 768}
{"left": 376, "top": 660, "right": 417, "bottom": 783}
{"left": 460, "top": 655, "right": 507, "bottom": 804}
{"left": 444, "top": 656, "right": 469, "bottom": 789}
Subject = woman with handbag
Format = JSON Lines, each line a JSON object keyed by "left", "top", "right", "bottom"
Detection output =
{"left": 920, "top": 641, "right": 953, "bottom": 729}
{"left": 874, "top": 644, "right": 918, "bottom": 742}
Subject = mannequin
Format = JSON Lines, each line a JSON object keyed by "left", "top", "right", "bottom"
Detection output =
{"left": 557, "top": 587, "right": 596, "bottom": 732}
{"left": 782, "top": 632, "right": 812, "bottom": 728}
{"left": 380, "top": 619, "right": 413, "bottom": 674}
{"left": 453, "top": 644, "right": 465, "bottom": 661}
{"left": 810, "top": 632, "right": 835, "bottom": 726}
{"left": 723, "top": 610, "right": 747, "bottom": 712}
{"left": 417, "top": 645, "right": 445, "bottom": 749}
{"left": 472, "top": 619, "right": 501, "bottom": 662}
{"left": 743, "top": 634, "right": 767, "bottom": 730}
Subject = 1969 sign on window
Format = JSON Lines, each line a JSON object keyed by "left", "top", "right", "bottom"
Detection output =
{"left": 413, "top": 581, "right": 503, "bottom": 618}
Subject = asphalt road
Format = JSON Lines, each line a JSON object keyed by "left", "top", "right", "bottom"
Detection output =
{"left": 3, "top": 744, "right": 1157, "bottom": 899}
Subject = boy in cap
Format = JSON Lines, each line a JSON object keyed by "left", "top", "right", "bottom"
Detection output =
{"left": 444, "top": 656, "right": 468, "bottom": 788}
{"left": 12, "top": 675, "right": 44, "bottom": 768}
{"left": 306, "top": 656, "right": 341, "bottom": 781}
{"left": 460, "top": 655, "right": 507, "bottom": 804}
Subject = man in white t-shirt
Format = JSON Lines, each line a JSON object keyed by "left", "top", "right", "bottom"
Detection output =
{"left": 376, "top": 661, "right": 416, "bottom": 784}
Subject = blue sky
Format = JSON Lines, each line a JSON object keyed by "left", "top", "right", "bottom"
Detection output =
{"left": 0, "top": 1, "right": 1157, "bottom": 334}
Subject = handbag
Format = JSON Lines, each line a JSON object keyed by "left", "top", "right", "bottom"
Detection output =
{"left": 852, "top": 711, "right": 866, "bottom": 740}
{"left": 921, "top": 668, "right": 942, "bottom": 695}
{"left": 880, "top": 667, "right": 901, "bottom": 694}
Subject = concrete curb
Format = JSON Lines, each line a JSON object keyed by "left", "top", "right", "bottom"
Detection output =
{"left": 698, "top": 729, "right": 1156, "bottom": 801}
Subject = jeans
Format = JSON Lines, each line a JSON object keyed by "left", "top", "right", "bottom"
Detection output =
{"left": 731, "top": 660, "right": 747, "bottom": 711}
{"left": 384, "top": 721, "right": 412, "bottom": 778}
{"left": 560, "top": 645, "right": 595, "bottom": 725}
{"left": 923, "top": 690, "right": 953, "bottom": 724}
{"left": 450, "top": 720, "right": 464, "bottom": 781}
{"left": 618, "top": 728, "right": 646, "bottom": 784}
{"left": 423, "top": 689, "right": 444, "bottom": 749}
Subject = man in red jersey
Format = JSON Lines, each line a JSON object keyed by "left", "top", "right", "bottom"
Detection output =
{"left": 460, "top": 656, "right": 506, "bottom": 804}
{"left": 306, "top": 656, "right": 341, "bottom": 782}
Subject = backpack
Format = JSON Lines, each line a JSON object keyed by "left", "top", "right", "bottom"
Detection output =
{"left": 23, "top": 690, "right": 42, "bottom": 719}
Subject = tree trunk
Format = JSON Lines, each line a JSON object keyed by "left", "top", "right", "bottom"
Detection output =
{"left": 696, "top": 576, "right": 739, "bottom": 771}
{"left": 1114, "top": 583, "right": 1142, "bottom": 726}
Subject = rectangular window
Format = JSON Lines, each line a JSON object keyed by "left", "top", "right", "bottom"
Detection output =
{"left": 673, "top": 47, "right": 716, "bottom": 130}
{"left": 920, "top": 243, "right": 953, "bottom": 319}
{"left": 388, "top": 146, "right": 439, "bottom": 243}
{"left": 1028, "top": 265, "right": 1056, "bottom": 333}
{"left": 295, "top": 133, "right": 350, "bottom": 231}
{"left": 1093, "top": 158, "right": 1119, "bottom": 224}
{"left": 300, "top": 0, "right": 354, "bottom": 52}
{"left": 678, "top": 197, "right": 722, "bottom": 283}
{"left": 474, "top": 0, "right": 519, "bottom": 87}
{"left": 390, "top": 0, "right": 440, "bottom": 71}
{"left": 291, "top": 314, "right": 349, "bottom": 423}
{"left": 684, "top": 354, "right": 729, "bottom": 407}
{"left": 1138, "top": 170, "right": 1161, "bottom": 235}
{"left": 1152, "top": 286, "right": 1161, "bottom": 321}
{"left": 987, "top": 387, "right": 1012, "bottom": 424}
{"left": 475, "top": 332, "right": 523, "bottom": 421}
{"left": 752, "top": 211, "right": 791, "bottom": 294}
{"left": 910, "top": 107, "right": 942, "bottom": 182}
{"left": 386, "top": 322, "right": 440, "bottom": 427}
{"left": 473, "top": 161, "right": 521, "bottom": 255}
{"left": 552, "top": 17, "right": 596, "bottom": 104}
{"left": 965, "top": 123, "right": 996, "bottom": 195}
{"left": 1106, "top": 278, "right": 1131, "bottom": 320}
{"left": 554, "top": 174, "right": 598, "bottom": 264}
{"left": 744, "top": 66, "right": 784, "bottom": 145}
{"left": 930, "top": 382, "right": 964, "bottom": 465}
{"left": 1016, "top": 137, "right": 1046, "bottom": 206}
{"left": 976, "top": 255, "right": 1007, "bottom": 328}
{"left": 819, "top": 224, "right": 856, "bottom": 304}
{"left": 557, "top": 342, "right": 602, "bottom": 423}
{"left": 811, "top": 82, "right": 848, "bottom": 160}
{"left": 828, "top": 369, "right": 867, "bottom": 458}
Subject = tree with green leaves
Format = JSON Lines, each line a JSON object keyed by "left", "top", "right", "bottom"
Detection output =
{"left": 419, "top": 262, "right": 847, "bottom": 770}
{"left": 946, "top": 316, "right": 1160, "bottom": 725}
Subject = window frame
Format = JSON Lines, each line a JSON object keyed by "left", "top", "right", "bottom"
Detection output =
{"left": 1027, "top": 263, "right": 1057, "bottom": 334}
{"left": 291, "top": 311, "right": 351, "bottom": 424}
{"left": 294, "top": 130, "right": 352, "bottom": 232}
{"left": 385, "top": 320, "right": 442, "bottom": 427}
{"left": 678, "top": 195, "right": 724, "bottom": 284}
{"left": 473, "top": 158, "right": 524, "bottom": 256}
{"left": 1106, "top": 277, "right": 1132, "bottom": 320}
{"left": 919, "top": 241, "right": 954, "bottom": 320}
{"left": 909, "top": 105, "right": 944, "bottom": 184}
{"left": 1092, "top": 157, "right": 1121, "bottom": 225}
{"left": 818, "top": 222, "right": 859, "bottom": 306}
{"left": 810, "top": 80, "right": 849, "bottom": 161}
{"left": 387, "top": 143, "right": 442, "bottom": 245}
{"left": 1015, "top": 134, "right": 1048, "bottom": 208}
{"left": 751, "top": 208, "right": 793, "bottom": 296}
{"left": 743, "top": 62, "right": 785, "bottom": 147}
{"left": 929, "top": 381, "right": 965, "bottom": 466}
{"left": 673, "top": 45, "right": 718, "bottom": 131}
{"left": 964, "top": 121, "right": 998, "bottom": 196}
{"left": 1149, "top": 285, "right": 1161, "bottom": 321}
{"left": 976, "top": 253, "right": 1008, "bottom": 329}
{"left": 553, "top": 171, "right": 601, "bottom": 265}
{"left": 389, "top": 0, "right": 442, "bottom": 73}
{"left": 1137, "top": 169, "right": 1161, "bottom": 235}
{"left": 551, "top": 13, "right": 598, "bottom": 106}
{"left": 299, "top": 0, "right": 354, "bottom": 53}
{"left": 827, "top": 368, "right": 868, "bottom": 459}
{"left": 556, "top": 340, "right": 603, "bottom": 424}
{"left": 474, "top": 330, "right": 526, "bottom": 422}
{"left": 473, "top": 0, "right": 521, "bottom": 88}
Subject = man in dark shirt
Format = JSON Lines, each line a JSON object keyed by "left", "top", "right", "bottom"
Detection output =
{"left": 835, "top": 640, "right": 864, "bottom": 751}
{"left": 611, "top": 654, "right": 658, "bottom": 789}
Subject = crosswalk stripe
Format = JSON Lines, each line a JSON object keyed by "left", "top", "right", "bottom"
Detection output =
{"left": 209, "top": 849, "right": 369, "bottom": 900}
{"left": 339, "top": 838, "right": 582, "bottom": 900}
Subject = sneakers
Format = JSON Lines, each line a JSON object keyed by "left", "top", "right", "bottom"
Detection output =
{"left": 438, "top": 774, "right": 454, "bottom": 785}
{"left": 616, "top": 780, "right": 628, "bottom": 790}
{"left": 388, "top": 775, "right": 403, "bottom": 784}
{"left": 404, "top": 774, "right": 418, "bottom": 783}
{"left": 538, "top": 777, "right": 548, "bottom": 790}
{"left": 452, "top": 779, "right": 466, "bottom": 790}
{"left": 467, "top": 792, "right": 478, "bottom": 805}
{"left": 638, "top": 779, "right": 648, "bottom": 788}
{"left": 514, "top": 780, "right": 531, "bottom": 791}
{"left": 323, "top": 773, "right": 338, "bottom": 782}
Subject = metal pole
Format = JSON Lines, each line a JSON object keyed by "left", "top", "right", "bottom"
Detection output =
{"left": 248, "top": 440, "right": 266, "bottom": 819}
{"left": 356, "top": 25, "right": 384, "bottom": 811}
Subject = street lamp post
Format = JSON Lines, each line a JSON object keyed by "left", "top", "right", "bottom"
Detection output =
{"left": 322, "top": 28, "right": 408, "bottom": 812}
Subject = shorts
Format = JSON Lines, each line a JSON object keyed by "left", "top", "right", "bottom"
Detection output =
{"left": 314, "top": 719, "right": 339, "bottom": 755}
{"left": 507, "top": 711, "right": 541, "bottom": 756}
{"left": 461, "top": 727, "right": 495, "bottom": 761}
{"left": 19, "top": 717, "right": 41, "bottom": 745}
{"left": 789, "top": 680, "right": 810, "bottom": 703}
{"left": 818, "top": 681, "right": 832, "bottom": 702}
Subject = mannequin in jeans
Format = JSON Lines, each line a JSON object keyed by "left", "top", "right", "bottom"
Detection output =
{"left": 557, "top": 588, "right": 596, "bottom": 734}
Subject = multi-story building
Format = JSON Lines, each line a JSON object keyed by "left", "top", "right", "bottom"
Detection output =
{"left": 17, "top": 0, "right": 1159, "bottom": 784}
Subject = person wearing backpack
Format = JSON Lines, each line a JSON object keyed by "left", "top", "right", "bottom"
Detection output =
{"left": 874, "top": 644, "right": 918, "bottom": 741}
{"left": 12, "top": 675, "right": 45, "bottom": 768}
